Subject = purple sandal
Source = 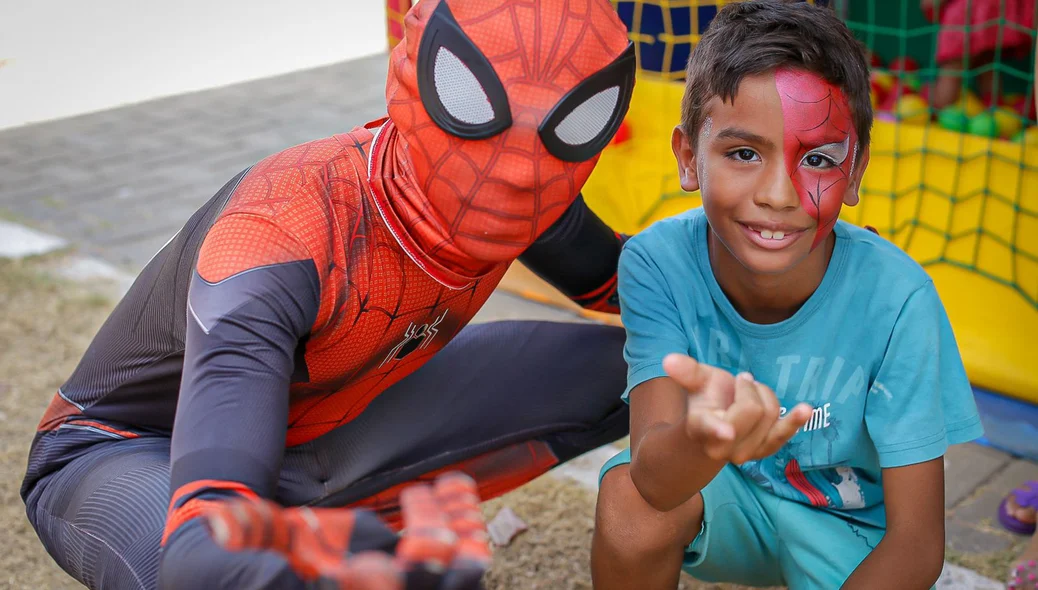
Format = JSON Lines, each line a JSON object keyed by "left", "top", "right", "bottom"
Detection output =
{"left": 999, "top": 481, "right": 1038, "bottom": 535}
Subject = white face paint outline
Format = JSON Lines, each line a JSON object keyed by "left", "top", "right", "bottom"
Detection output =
{"left": 801, "top": 136, "right": 851, "bottom": 168}
{"left": 696, "top": 116, "right": 713, "bottom": 194}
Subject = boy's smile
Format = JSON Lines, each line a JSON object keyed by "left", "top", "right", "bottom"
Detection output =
{"left": 671, "top": 67, "right": 869, "bottom": 320}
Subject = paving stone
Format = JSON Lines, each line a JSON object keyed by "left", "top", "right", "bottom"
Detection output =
{"left": 0, "top": 54, "right": 390, "bottom": 274}
{"left": 950, "top": 458, "right": 1038, "bottom": 528}
{"left": 945, "top": 519, "right": 1017, "bottom": 553}
{"left": 936, "top": 562, "right": 1003, "bottom": 589}
{"left": 471, "top": 291, "right": 586, "bottom": 325}
{"left": 946, "top": 443, "right": 1014, "bottom": 509}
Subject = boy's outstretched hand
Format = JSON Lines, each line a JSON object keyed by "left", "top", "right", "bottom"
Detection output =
{"left": 662, "top": 353, "right": 814, "bottom": 464}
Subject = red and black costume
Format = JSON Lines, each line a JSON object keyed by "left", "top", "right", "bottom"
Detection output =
{"left": 21, "top": 1, "right": 635, "bottom": 588}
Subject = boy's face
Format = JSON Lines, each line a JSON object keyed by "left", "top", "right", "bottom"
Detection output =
{"left": 673, "top": 68, "right": 869, "bottom": 276}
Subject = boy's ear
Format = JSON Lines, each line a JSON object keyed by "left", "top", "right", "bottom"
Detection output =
{"left": 844, "top": 144, "right": 870, "bottom": 207}
{"left": 671, "top": 125, "right": 700, "bottom": 193}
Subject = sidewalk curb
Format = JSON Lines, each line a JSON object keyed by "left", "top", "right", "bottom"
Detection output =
{"left": 0, "top": 220, "right": 135, "bottom": 299}
{"left": 0, "top": 219, "right": 68, "bottom": 258}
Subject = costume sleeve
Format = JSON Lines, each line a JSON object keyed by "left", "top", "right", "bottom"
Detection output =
{"left": 518, "top": 194, "right": 627, "bottom": 314}
{"left": 160, "top": 213, "right": 321, "bottom": 587}
{"left": 863, "top": 281, "right": 984, "bottom": 468}
{"left": 616, "top": 237, "right": 691, "bottom": 401}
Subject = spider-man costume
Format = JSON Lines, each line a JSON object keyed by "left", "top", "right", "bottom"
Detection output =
{"left": 21, "top": 1, "right": 636, "bottom": 588}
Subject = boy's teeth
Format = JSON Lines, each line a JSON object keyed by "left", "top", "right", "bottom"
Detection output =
{"left": 758, "top": 229, "right": 785, "bottom": 240}
{"left": 773, "top": 231, "right": 785, "bottom": 239}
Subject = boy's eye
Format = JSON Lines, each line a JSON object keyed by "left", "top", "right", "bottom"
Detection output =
{"left": 803, "top": 153, "right": 835, "bottom": 169}
{"left": 731, "top": 148, "right": 759, "bottom": 162}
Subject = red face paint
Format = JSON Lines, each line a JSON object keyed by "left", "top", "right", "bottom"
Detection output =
{"left": 774, "top": 68, "right": 858, "bottom": 249}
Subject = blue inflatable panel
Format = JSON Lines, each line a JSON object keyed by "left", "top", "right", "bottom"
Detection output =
{"left": 615, "top": 0, "right": 830, "bottom": 77}
{"left": 973, "top": 387, "right": 1038, "bottom": 461}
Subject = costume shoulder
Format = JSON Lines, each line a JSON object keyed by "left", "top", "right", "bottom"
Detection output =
{"left": 197, "top": 133, "right": 373, "bottom": 283}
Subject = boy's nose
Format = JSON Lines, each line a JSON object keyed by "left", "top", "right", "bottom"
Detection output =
{"left": 753, "top": 167, "right": 800, "bottom": 211}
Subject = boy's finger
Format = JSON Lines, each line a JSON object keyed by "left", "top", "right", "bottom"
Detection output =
{"left": 758, "top": 403, "right": 813, "bottom": 456}
{"left": 685, "top": 404, "right": 735, "bottom": 449}
{"left": 728, "top": 377, "right": 781, "bottom": 463}
{"left": 723, "top": 374, "right": 766, "bottom": 440}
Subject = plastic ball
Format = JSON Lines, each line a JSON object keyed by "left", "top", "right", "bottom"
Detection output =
{"left": 868, "top": 52, "right": 883, "bottom": 69}
{"left": 610, "top": 119, "right": 632, "bottom": 145}
{"left": 880, "top": 83, "right": 917, "bottom": 113}
{"left": 958, "top": 91, "right": 986, "bottom": 118}
{"left": 894, "top": 95, "right": 930, "bottom": 125}
{"left": 888, "top": 56, "right": 919, "bottom": 73}
{"left": 1002, "top": 92, "right": 1024, "bottom": 107}
{"left": 937, "top": 106, "right": 970, "bottom": 132}
{"left": 870, "top": 71, "right": 895, "bottom": 95}
{"left": 992, "top": 106, "right": 1023, "bottom": 139}
{"left": 1009, "top": 94, "right": 1038, "bottom": 122}
{"left": 1013, "top": 126, "right": 1038, "bottom": 145}
{"left": 967, "top": 112, "right": 999, "bottom": 137}
{"left": 870, "top": 79, "right": 887, "bottom": 103}
{"left": 903, "top": 73, "right": 922, "bottom": 92}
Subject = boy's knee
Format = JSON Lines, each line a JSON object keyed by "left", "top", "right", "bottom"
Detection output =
{"left": 595, "top": 465, "right": 697, "bottom": 559}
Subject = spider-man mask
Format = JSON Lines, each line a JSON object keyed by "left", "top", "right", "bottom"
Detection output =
{"left": 371, "top": 0, "right": 635, "bottom": 285}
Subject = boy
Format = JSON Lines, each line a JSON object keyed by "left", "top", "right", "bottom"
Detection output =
{"left": 590, "top": 2, "right": 984, "bottom": 589}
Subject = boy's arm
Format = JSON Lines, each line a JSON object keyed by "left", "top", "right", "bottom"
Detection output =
{"left": 845, "top": 281, "right": 983, "bottom": 588}
{"left": 616, "top": 238, "right": 723, "bottom": 510}
{"left": 627, "top": 367, "right": 728, "bottom": 511}
{"left": 618, "top": 241, "right": 810, "bottom": 511}
{"left": 841, "top": 458, "right": 946, "bottom": 590}
{"left": 631, "top": 356, "right": 811, "bottom": 512}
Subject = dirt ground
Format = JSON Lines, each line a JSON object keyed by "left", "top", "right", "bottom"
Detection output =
{"left": 0, "top": 255, "right": 1017, "bottom": 589}
{"left": 0, "top": 256, "right": 111, "bottom": 590}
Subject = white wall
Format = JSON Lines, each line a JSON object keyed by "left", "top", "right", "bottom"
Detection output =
{"left": 0, "top": 0, "right": 388, "bottom": 130}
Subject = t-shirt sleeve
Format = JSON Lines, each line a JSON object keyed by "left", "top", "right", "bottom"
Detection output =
{"left": 864, "top": 281, "right": 984, "bottom": 468}
{"left": 617, "top": 238, "right": 691, "bottom": 401}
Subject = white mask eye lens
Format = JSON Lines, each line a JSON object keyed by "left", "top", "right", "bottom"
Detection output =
{"left": 434, "top": 47, "right": 495, "bottom": 126}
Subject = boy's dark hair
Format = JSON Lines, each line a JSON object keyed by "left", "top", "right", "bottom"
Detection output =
{"left": 681, "top": 0, "right": 872, "bottom": 155}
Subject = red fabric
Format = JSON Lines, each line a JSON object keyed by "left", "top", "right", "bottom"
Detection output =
{"left": 934, "top": 0, "right": 1035, "bottom": 63}
{"left": 384, "top": 0, "right": 631, "bottom": 270}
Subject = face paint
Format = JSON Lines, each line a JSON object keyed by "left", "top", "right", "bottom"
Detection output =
{"left": 774, "top": 68, "right": 858, "bottom": 249}
{"left": 696, "top": 117, "right": 713, "bottom": 194}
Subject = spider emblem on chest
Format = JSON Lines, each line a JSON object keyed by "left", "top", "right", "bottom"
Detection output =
{"left": 379, "top": 309, "right": 449, "bottom": 367}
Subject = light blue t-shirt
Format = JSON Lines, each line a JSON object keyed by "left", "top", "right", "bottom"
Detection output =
{"left": 619, "top": 208, "right": 984, "bottom": 528}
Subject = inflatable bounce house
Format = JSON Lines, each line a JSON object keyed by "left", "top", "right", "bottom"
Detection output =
{"left": 387, "top": 0, "right": 1038, "bottom": 459}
